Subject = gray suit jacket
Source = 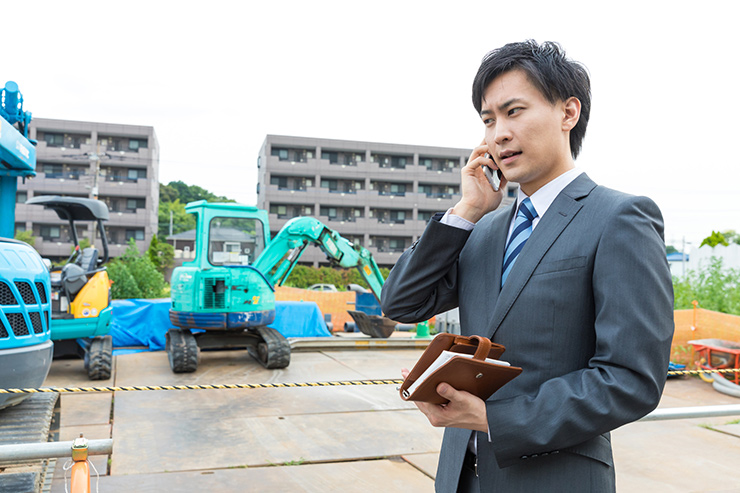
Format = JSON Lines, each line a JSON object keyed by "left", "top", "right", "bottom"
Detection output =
{"left": 381, "top": 174, "right": 674, "bottom": 492}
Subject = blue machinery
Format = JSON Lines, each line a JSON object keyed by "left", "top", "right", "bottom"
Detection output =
{"left": 0, "top": 81, "right": 37, "bottom": 238}
{"left": 0, "top": 81, "right": 53, "bottom": 409}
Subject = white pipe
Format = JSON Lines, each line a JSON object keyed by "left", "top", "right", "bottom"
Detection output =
{"left": 640, "top": 404, "right": 740, "bottom": 422}
{"left": 0, "top": 439, "right": 112, "bottom": 461}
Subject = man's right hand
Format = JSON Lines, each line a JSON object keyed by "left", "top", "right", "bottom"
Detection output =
{"left": 451, "top": 140, "right": 507, "bottom": 223}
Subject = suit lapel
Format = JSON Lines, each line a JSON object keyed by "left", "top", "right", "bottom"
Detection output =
{"left": 487, "top": 173, "right": 597, "bottom": 338}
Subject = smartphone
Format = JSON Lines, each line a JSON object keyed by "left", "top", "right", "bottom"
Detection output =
{"left": 482, "top": 164, "right": 502, "bottom": 192}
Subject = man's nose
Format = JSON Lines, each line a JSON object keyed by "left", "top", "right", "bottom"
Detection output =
{"left": 493, "top": 122, "right": 512, "bottom": 145}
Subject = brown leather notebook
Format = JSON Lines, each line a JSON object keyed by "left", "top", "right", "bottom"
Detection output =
{"left": 400, "top": 333, "right": 522, "bottom": 405}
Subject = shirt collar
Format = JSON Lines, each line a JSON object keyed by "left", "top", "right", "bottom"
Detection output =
{"left": 516, "top": 167, "right": 584, "bottom": 219}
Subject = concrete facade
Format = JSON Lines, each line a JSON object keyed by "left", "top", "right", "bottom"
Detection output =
{"left": 14, "top": 118, "right": 159, "bottom": 260}
{"left": 257, "top": 135, "right": 517, "bottom": 268}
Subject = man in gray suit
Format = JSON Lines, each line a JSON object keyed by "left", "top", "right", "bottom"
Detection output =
{"left": 381, "top": 40, "right": 674, "bottom": 492}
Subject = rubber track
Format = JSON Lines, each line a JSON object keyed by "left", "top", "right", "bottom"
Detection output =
{"left": 250, "top": 326, "right": 290, "bottom": 369}
{"left": 167, "top": 329, "right": 199, "bottom": 373}
{"left": 87, "top": 335, "right": 113, "bottom": 380}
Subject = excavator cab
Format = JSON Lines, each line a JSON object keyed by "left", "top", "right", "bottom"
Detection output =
{"left": 25, "top": 195, "right": 113, "bottom": 380}
{"left": 168, "top": 201, "right": 392, "bottom": 374}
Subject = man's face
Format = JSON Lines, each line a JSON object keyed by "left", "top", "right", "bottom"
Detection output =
{"left": 480, "top": 69, "right": 575, "bottom": 196}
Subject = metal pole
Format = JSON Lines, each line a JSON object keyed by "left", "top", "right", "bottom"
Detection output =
{"left": 0, "top": 439, "right": 112, "bottom": 462}
{"left": 639, "top": 404, "right": 740, "bottom": 422}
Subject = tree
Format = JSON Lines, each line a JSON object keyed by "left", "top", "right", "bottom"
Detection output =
{"left": 721, "top": 230, "right": 740, "bottom": 245}
{"left": 147, "top": 234, "right": 174, "bottom": 274}
{"left": 161, "top": 180, "right": 235, "bottom": 205}
{"left": 14, "top": 230, "right": 35, "bottom": 247}
{"left": 281, "top": 265, "right": 392, "bottom": 291}
{"left": 158, "top": 182, "right": 236, "bottom": 238}
{"left": 107, "top": 239, "right": 167, "bottom": 299}
{"left": 665, "top": 245, "right": 678, "bottom": 255}
{"left": 673, "top": 256, "right": 740, "bottom": 315}
{"left": 158, "top": 199, "right": 195, "bottom": 238}
{"left": 700, "top": 231, "right": 729, "bottom": 248}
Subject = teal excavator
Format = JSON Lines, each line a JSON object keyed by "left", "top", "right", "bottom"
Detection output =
{"left": 0, "top": 81, "right": 53, "bottom": 409}
{"left": 167, "top": 201, "right": 393, "bottom": 373}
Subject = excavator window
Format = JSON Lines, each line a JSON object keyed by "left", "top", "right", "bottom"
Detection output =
{"left": 208, "top": 216, "right": 265, "bottom": 267}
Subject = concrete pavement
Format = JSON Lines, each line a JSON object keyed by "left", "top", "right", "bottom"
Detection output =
{"left": 42, "top": 336, "right": 740, "bottom": 492}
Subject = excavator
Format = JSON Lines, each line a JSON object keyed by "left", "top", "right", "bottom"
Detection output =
{"left": 167, "top": 200, "right": 393, "bottom": 373}
{"left": 0, "top": 81, "right": 53, "bottom": 410}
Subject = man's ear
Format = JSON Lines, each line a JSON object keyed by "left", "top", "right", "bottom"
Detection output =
{"left": 562, "top": 97, "right": 581, "bottom": 132}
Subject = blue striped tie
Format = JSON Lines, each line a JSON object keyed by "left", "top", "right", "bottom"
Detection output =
{"left": 501, "top": 198, "right": 538, "bottom": 287}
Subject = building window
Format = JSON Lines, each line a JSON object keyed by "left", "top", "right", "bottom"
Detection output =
{"left": 128, "top": 138, "right": 148, "bottom": 150}
{"left": 125, "top": 229, "right": 145, "bottom": 241}
{"left": 389, "top": 238, "right": 406, "bottom": 251}
{"left": 321, "top": 179, "right": 338, "bottom": 192}
{"left": 321, "top": 150, "right": 363, "bottom": 166}
{"left": 418, "top": 211, "right": 435, "bottom": 221}
{"left": 126, "top": 198, "right": 146, "bottom": 210}
{"left": 269, "top": 204, "right": 288, "bottom": 218}
{"left": 43, "top": 163, "right": 63, "bottom": 178}
{"left": 389, "top": 210, "right": 407, "bottom": 224}
{"left": 322, "top": 151, "right": 338, "bottom": 164}
{"left": 64, "top": 134, "right": 87, "bottom": 149}
{"left": 272, "top": 148, "right": 289, "bottom": 161}
{"left": 44, "top": 133, "right": 64, "bottom": 147}
{"left": 372, "top": 154, "right": 408, "bottom": 169}
{"left": 320, "top": 206, "right": 337, "bottom": 218}
{"left": 271, "top": 147, "right": 313, "bottom": 163}
{"left": 16, "top": 191, "right": 27, "bottom": 203}
{"left": 40, "top": 225, "right": 61, "bottom": 240}
{"left": 347, "top": 236, "right": 363, "bottom": 246}
{"left": 270, "top": 176, "right": 288, "bottom": 189}
{"left": 127, "top": 168, "right": 147, "bottom": 180}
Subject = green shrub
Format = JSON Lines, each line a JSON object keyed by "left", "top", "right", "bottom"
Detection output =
{"left": 282, "top": 265, "right": 392, "bottom": 291}
{"left": 108, "top": 239, "right": 167, "bottom": 299}
{"left": 673, "top": 256, "right": 740, "bottom": 315}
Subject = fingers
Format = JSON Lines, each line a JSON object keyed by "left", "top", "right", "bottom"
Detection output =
{"left": 401, "top": 368, "right": 410, "bottom": 380}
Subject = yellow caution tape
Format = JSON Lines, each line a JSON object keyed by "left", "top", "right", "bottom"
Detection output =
{"left": 667, "top": 368, "right": 740, "bottom": 377}
{"left": 1, "top": 368, "right": 736, "bottom": 394}
{"left": 0, "top": 379, "right": 405, "bottom": 394}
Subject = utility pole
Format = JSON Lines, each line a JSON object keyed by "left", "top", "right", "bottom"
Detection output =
{"left": 86, "top": 144, "right": 103, "bottom": 245}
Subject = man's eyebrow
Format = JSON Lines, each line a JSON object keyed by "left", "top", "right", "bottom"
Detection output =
{"left": 498, "top": 98, "right": 524, "bottom": 111}
{"left": 480, "top": 98, "right": 525, "bottom": 117}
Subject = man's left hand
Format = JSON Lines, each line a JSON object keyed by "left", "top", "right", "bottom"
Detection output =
{"left": 401, "top": 368, "right": 489, "bottom": 432}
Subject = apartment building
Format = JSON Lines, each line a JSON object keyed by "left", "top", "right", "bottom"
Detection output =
{"left": 257, "top": 135, "right": 517, "bottom": 269}
{"left": 14, "top": 118, "right": 159, "bottom": 260}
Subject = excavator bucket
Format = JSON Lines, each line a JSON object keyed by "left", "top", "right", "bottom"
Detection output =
{"left": 348, "top": 310, "right": 396, "bottom": 339}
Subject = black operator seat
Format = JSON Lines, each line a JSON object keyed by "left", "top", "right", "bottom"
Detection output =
{"left": 76, "top": 247, "right": 99, "bottom": 273}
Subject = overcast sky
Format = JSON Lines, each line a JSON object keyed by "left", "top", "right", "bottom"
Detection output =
{"left": 6, "top": 1, "right": 738, "bottom": 250}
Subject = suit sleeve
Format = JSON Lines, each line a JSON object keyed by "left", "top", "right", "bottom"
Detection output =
{"left": 381, "top": 217, "right": 472, "bottom": 323}
{"left": 486, "top": 195, "right": 675, "bottom": 467}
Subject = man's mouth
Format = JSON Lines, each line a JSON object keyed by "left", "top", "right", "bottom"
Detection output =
{"left": 499, "top": 150, "right": 522, "bottom": 164}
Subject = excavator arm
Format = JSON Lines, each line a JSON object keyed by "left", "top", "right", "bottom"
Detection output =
{"left": 252, "top": 217, "right": 385, "bottom": 301}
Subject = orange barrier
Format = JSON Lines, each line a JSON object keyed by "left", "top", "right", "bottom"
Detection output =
{"left": 274, "top": 286, "right": 434, "bottom": 333}
{"left": 275, "top": 287, "right": 356, "bottom": 332}
{"left": 672, "top": 304, "right": 740, "bottom": 366}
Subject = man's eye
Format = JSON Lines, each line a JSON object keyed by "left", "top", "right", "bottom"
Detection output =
{"left": 483, "top": 118, "right": 495, "bottom": 125}
{"left": 509, "top": 107, "right": 522, "bottom": 116}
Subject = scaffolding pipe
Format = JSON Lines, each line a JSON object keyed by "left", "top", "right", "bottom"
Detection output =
{"left": 0, "top": 439, "right": 112, "bottom": 462}
{"left": 640, "top": 404, "right": 740, "bottom": 422}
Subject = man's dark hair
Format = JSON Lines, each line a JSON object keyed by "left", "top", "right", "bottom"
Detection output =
{"left": 472, "top": 40, "right": 591, "bottom": 159}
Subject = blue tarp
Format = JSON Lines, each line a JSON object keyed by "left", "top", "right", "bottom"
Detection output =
{"left": 108, "top": 298, "right": 330, "bottom": 351}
